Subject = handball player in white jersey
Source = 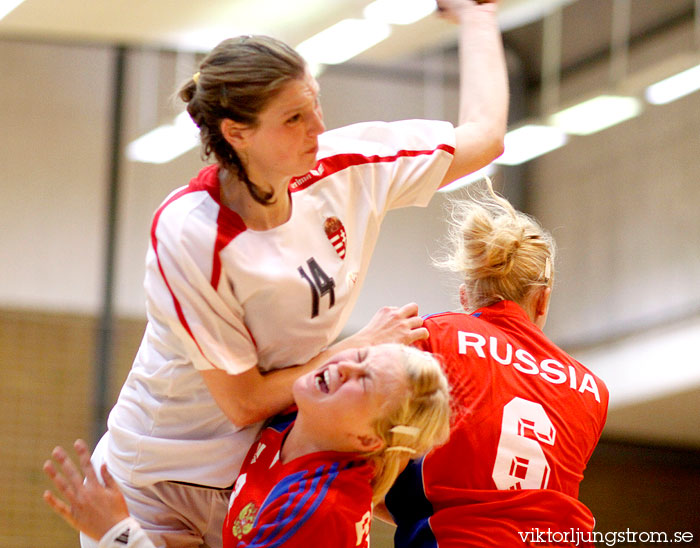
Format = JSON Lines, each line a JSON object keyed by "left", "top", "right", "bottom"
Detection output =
{"left": 82, "top": 1, "right": 508, "bottom": 546}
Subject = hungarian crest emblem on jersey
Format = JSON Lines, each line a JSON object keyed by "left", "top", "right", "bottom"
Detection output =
{"left": 232, "top": 502, "right": 258, "bottom": 539}
{"left": 324, "top": 216, "right": 347, "bottom": 259}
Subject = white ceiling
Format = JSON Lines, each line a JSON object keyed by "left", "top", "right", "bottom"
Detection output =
{"left": 0, "top": 0, "right": 573, "bottom": 61}
{"left": 1, "top": 0, "right": 695, "bottom": 83}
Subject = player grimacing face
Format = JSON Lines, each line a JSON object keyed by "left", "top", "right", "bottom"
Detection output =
{"left": 293, "top": 345, "right": 410, "bottom": 453}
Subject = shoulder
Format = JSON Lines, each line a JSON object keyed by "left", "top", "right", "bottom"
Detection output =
{"left": 153, "top": 165, "right": 219, "bottom": 223}
{"left": 152, "top": 167, "right": 246, "bottom": 250}
{"left": 422, "top": 310, "right": 487, "bottom": 334}
{"left": 152, "top": 189, "right": 215, "bottom": 242}
{"left": 155, "top": 165, "right": 219, "bottom": 216}
{"left": 273, "top": 457, "right": 372, "bottom": 498}
{"left": 250, "top": 502, "right": 370, "bottom": 548}
{"left": 412, "top": 312, "right": 475, "bottom": 352}
{"left": 319, "top": 120, "right": 455, "bottom": 157}
{"left": 322, "top": 459, "right": 374, "bottom": 502}
{"left": 423, "top": 310, "right": 463, "bottom": 324}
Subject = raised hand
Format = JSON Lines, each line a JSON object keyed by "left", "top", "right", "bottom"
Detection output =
{"left": 436, "top": 0, "right": 497, "bottom": 24}
{"left": 43, "top": 439, "right": 130, "bottom": 541}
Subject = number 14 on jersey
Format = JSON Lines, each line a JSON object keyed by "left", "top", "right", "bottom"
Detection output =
{"left": 298, "top": 257, "right": 336, "bottom": 318}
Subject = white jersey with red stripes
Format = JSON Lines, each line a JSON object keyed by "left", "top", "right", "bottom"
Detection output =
{"left": 105, "top": 119, "right": 455, "bottom": 488}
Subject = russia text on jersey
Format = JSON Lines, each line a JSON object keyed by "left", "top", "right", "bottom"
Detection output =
{"left": 458, "top": 331, "right": 602, "bottom": 403}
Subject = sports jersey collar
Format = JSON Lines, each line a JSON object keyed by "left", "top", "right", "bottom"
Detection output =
{"left": 188, "top": 164, "right": 221, "bottom": 200}
{"left": 269, "top": 421, "right": 370, "bottom": 471}
{"left": 473, "top": 300, "right": 531, "bottom": 325}
{"left": 189, "top": 164, "right": 297, "bottom": 233}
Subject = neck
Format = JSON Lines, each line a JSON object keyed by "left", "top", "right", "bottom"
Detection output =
{"left": 219, "top": 168, "right": 291, "bottom": 230}
{"left": 280, "top": 422, "right": 322, "bottom": 464}
{"left": 280, "top": 414, "right": 351, "bottom": 463}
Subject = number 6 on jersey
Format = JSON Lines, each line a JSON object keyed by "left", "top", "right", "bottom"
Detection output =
{"left": 492, "top": 397, "right": 556, "bottom": 490}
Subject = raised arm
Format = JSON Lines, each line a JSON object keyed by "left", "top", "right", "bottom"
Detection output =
{"left": 439, "top": 0, "right": 508, "bottom": 187}
{"left": 201, "top": 302, "right": 429, "bottom": 427}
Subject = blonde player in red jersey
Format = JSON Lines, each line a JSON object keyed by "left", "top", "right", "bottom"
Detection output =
{"left": 44, "top": 344, "right": 451, "bottom": 548}
{"left": 383, "top": 179, "right": 609, "bottom": 547}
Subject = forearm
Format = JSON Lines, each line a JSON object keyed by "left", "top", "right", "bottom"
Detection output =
{"left": 457, "top": 2, "right": 508, "bottom": 139}
{"left": 204, "top": 304, "right": 427, "bottom": 427}
{"left": 202, "top": 363, "right": 313, "bottom": 427}
{"left": 438, "top": 1, "right": 508, "bottom": 184}
{"left": 228, "top": 343, "right": 355, "bottom": 425}
{"left": 252, "top": 326, "right": 409, "bottom": 413}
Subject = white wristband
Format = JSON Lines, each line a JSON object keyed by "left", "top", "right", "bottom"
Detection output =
{"left": 98, "top": 517, "right": 156, "bottom": 548}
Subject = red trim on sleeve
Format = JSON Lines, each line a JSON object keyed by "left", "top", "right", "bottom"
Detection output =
{"left": 187, "top": 165, "right": 249, "bottom": 289}
{"left": 150, "top": 165, "right": 251, "bottom": 369}
{"left": 211, "top": 208, "right": 247, "bottom": 290}
{"left": 188, "top": 164, "right": 220, "bottom": 198}
{"left": 289, "top": 144, "right": 455, "bottom": 193}
{"left": 193, "top": 167, "right": 255, "bottom": 349}
{"left": 210, "top": 205, "right": 257, "bottom": 351}
{"left": 151, "top": 187, "right": 217, "bottom": 368}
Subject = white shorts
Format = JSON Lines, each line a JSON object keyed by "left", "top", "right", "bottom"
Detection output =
{"left": 81, "top": 434, "right": 232, "bottom": 548}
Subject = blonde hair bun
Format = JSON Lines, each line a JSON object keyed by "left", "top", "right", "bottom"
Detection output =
{"left": 437, "top": 178, "right": 555, "bottom": 311}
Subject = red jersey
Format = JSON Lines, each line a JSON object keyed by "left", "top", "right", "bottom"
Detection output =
{"left": 386, "top": 301, "right": 609, "bottom": 547}
{"left": 223, "top": 413, "right": 374, "bottom": 548}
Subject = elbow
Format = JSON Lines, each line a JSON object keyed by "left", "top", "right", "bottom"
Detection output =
{"left": 453, "top": 120, "right": 506, "bottom": 175}
{"left": 485, "top": 119, "right": 506, "bottom": 162}
{"left": 200, "top": 367, "right": 277, "bottom": 428}
{"left": 470, "top": 134, "right": 505, "bottom": 174}
{"left": 224, "top": 402, "right": 268, "bottom": 428}
{"left": 476, "top": 125, "right": 505, "bottom": 166}
{"left": 488, "top": 136, "right": 505, "bottom": 163}
{"left": 214, "top": 390, "right": 270, "bottom": 427}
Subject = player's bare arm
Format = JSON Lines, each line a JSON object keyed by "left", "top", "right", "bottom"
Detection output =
{"left": 437, "top": 0, "right": 508, "bottom": 187}
{"left": 200, "top": 303, "right": 428, "bottom": 427}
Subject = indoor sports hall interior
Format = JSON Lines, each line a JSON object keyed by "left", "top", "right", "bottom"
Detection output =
{"left": 1, "top": 0, "right": 698, "bottom": 546}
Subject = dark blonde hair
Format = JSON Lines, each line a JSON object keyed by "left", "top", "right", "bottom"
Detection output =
{"left": 365, "top": 345, "right": 451, "bottom": 503}
{"left": 178, "top": 35, "right": 306, "bottom": 205}
{"left": 437, "top": 178, "right": 555, "bottom": 312}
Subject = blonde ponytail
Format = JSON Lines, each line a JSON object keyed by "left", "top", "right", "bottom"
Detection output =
{"left": 364, "top": 346, "right": 451, "bottom": 503}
